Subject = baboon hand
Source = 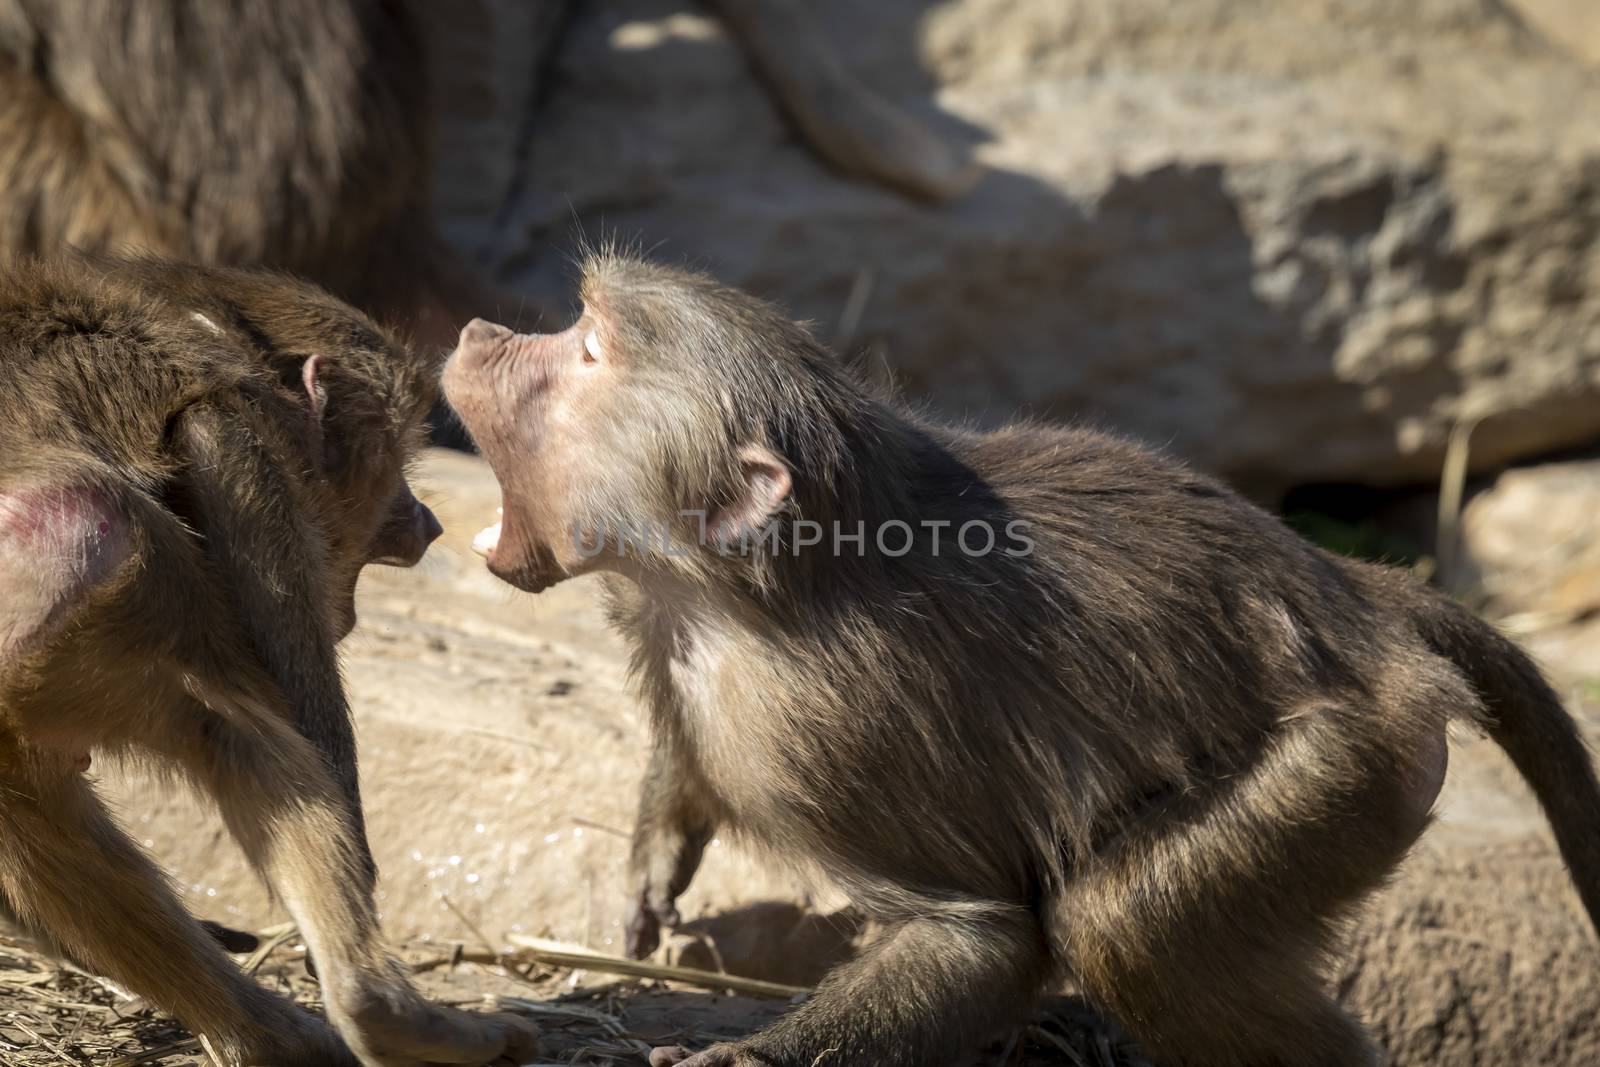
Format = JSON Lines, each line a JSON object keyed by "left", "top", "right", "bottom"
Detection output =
{"left": 625, "top": 885, "right": 682, "bottom": 959}
{"left": 624, "top": 805, "right": 712, "bottom": 960}
{"left": 649, "top": 1043, "right": 774, "bottom": 1067}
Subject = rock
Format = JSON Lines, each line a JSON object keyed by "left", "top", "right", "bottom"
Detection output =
{"left": 434, "top": 0, "right": 1600, "bottom": 496}
{"left": 1458, "top": 455, "right": 1600, "bottom": 618}
{"left": 1512, "top": 0, "right": 1600, "bottom": 64}
{"left": 1344, "top": 833, "right": 1600, "bottom": 1066}
{"left": 420, "top": 0, "right": 570, "bottom": 253}
{"left": 1450, "top": 453, "right": 1600, "bottom": 681}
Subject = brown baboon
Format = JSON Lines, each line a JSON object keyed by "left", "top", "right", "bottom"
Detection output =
{"left": 0, "top": 258, "right": 539, "bottom": 1067}
{"left": 0, "top": 0, "right": 493, "bottom": 351}
{"left": 444, "top": 253, "right": 1600, "bottom": 1067}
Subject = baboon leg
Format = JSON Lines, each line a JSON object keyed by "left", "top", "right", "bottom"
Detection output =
{"left": 174, "top": 401, "right": 375, "bottom": 876}
{"left": 1058, "top": 698, "right": 1445, "bottom": 1067}
{"left": 175, "top": 401, "right": 361, "bottom": 784}
{"left": 0, "top": 741, "right": 351, "bottom": 1066}
{"left": 177, "top": 711, "right": 540, "bottom": 1067}
{"left": 625, "top": 733, "right": 721, "bottom": 958}
{"left": 704, "top": 0, "right": 980, "bottom": 203}
{"left": 652, "top": 908, "right": 1048, "bottom": 1067}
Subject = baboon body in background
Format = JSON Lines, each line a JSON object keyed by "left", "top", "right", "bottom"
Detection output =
{"left": 444, "top": 254, "right": 1600, "bottom": 1067}
{"left": 0, "top": 258, "right": 539, "bottom": 1066}
{"left": 701, "top": 0, "right": 979, "bottom": 202}
{"left": 0, "top": 0, "right": 486, "bottom": 349}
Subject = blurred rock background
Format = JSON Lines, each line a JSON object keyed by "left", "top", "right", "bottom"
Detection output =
{"left": 430, "top": 0, "right": 1600, "bottom": 497}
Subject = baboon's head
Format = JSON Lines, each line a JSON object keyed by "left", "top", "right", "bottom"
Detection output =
{"left": 443, "top": 253, "right": 860, "bottom": 594}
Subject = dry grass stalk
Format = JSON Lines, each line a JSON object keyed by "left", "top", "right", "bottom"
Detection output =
{"left": 505, "top": 934, "right": 810, "bottom": 1000}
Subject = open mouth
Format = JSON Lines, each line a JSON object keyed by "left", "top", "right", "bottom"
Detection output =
{"left": 471, "top": 503, "right": 527, "bottom": 588}
{"left": 469, "top": 501, "right": 565, "bottom": 595}
{"left": 472, "top": 506, "right": 503, "bottom": 560}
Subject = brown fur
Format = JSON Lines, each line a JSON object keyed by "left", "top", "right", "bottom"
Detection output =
{"left": 0, "top": 257, "right": 538, "bottom": 1066}
{"left": 443, "top": 253, "right": 1600, "bottom": 1067}
{"left": 0, "top": 0, "right": 493, "bottom": 351}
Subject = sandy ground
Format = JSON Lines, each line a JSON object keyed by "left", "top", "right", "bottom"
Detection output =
{"left": 3, "top": 448, "right": 1598, "bottom": 1065}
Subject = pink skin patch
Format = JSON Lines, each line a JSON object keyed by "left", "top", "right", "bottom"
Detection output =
{"left": 0, "top": 485, "right": 131, "bottom": 666}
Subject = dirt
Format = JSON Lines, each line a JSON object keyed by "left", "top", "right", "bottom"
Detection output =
{"left": 3, "top": 448, "right": 1598, "bottom": 1065}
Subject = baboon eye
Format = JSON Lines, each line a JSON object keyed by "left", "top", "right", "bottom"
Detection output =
{"left": 583, "top": 330, "right": 602, "bottom": 365}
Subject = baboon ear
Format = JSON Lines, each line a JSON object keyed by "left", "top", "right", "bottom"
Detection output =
{"left": 707, "top": 445, "right": 792, "bottom": 545}
{"left": 301, "top": 356, "right": 336, "bottom": 467}
{"left": 301, "top": 355, "right": 328, "bottom": 421}
{"left": 0, "top": 486, "right": 132, "bottom": 668}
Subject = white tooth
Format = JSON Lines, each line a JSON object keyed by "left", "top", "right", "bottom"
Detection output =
{"left": 472, "top": 521, "right": 502, "bottom": 557}
{"left": 584, "top": 330, "right": 603, "bottom": 360}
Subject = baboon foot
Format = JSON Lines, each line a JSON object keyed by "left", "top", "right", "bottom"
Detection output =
{"left": 336, "top": 986, "right": 540, "bottom": 1066}
{"left": 624, "top": 890, "right": 682, "bottom": 959}
{"left": 650, "top": 1043, "right": 774, "bottom": 1067}
{"left": 231, "top": 1004, "right": 361, "bottom": 1067}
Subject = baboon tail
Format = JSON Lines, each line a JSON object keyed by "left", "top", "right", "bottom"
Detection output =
{"left": 1408, "top": 587, "right": 1600, "bottom": 937}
